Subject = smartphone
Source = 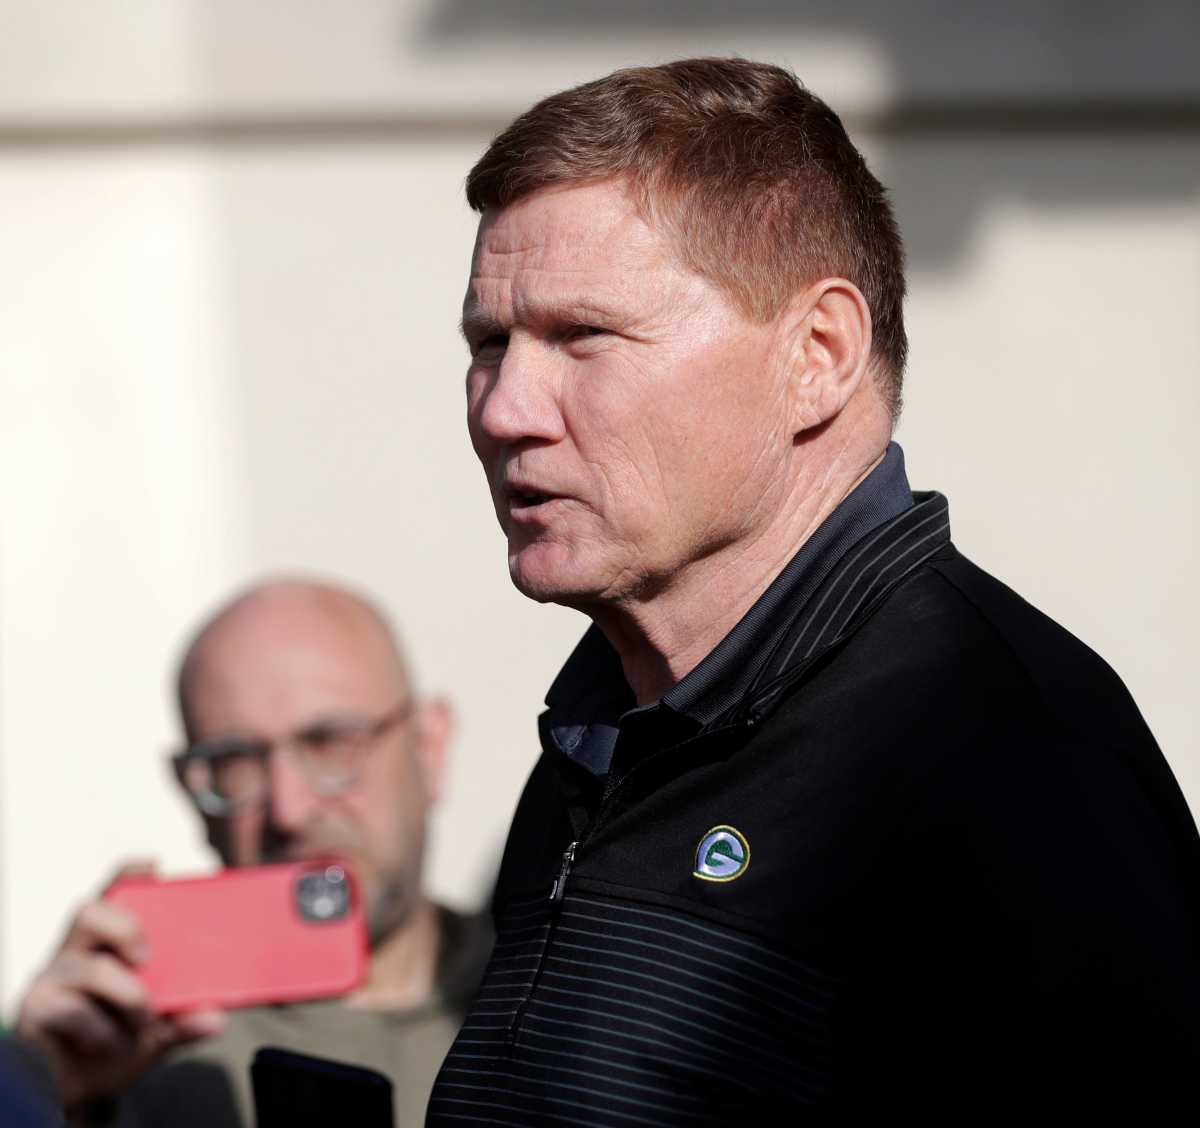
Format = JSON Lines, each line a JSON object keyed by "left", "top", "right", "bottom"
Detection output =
{"left": 105, "top": 859, "right": 367, "bottom": 1013}
{"left": 252, "top": 1047, "right": 393, "bottom": 1128}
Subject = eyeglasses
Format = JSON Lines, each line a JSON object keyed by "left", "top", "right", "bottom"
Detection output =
{"left": 173, "top": 701, "right": 413, "bottom": 817}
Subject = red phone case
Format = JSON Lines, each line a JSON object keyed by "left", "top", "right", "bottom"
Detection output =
{"left": 105, "top": 860, "right": 368, "bottom": 1013}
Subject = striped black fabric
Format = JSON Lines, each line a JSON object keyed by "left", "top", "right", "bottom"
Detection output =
{"left": 429, "top": 893, "right": 835, "bottom": 1126}
{"left": 751, "top": 491, "right": 951, "bottom": 692}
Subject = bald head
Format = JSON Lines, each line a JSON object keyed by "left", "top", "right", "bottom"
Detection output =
{"left": 178, "top": 578, "right": 410, "bottom": 742}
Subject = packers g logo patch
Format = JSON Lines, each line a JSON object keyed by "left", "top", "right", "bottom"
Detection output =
{"left": 693, "top": 825, "right": 750, "bottom": 883}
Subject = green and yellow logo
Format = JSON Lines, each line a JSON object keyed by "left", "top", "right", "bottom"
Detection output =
{"left": 693, "top": 825, "right": 750, "bottom": 883}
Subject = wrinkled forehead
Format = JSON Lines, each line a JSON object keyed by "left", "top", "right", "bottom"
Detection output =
{"left": 464, "top": 179, "right": 674, "bottom": 313}
{"left": 475, "top": 178, "right": 653, "bottom": 256}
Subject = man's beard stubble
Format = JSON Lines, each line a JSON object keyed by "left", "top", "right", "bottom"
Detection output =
{"left": 365, "top": 867, "right": 423, "bottom": 948}
{"left": 259, "top": 817, "right": 425, "bottom": 950}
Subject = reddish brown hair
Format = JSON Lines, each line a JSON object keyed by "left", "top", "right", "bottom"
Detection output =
{"left": 467, "top": 57, "right": 908, "bottom": 419}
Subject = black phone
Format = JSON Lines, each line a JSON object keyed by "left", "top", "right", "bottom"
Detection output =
{"left": 251, "top": 1046, "right": 393, "bottom": 1128}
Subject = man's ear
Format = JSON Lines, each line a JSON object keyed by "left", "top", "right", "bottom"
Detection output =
{"left": 781, "top": 278, "right": 873, "bottom": 435}
{"left": 413, "top": 696, "right": 454, "bottom": 807}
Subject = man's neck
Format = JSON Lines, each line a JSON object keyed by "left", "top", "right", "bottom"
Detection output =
{"left": 345, "top": 896, "right": 441, "bottom": 1011}
{"left": 594, "top": 436, "right": 888, "bottom": 706}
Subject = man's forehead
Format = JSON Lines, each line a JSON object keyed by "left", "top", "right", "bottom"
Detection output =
{"left": 185, "top": 646, "right": 402, "bottom": 741}
{"left": 472, "top": 181, "right": 665, "bottom": 273}
{"left": 464, "top": 181, "right": 676, "bottom": 325}
{"left": 182, "top": 592, "right": 408, "bottom": 732}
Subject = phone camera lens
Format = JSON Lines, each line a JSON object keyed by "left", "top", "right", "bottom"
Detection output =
{"left": 295, "top": 867, "right": 351, "bottom": 923}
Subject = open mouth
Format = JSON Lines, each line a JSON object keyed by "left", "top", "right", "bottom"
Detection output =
{"left": 509, "top": 490, "right": 552, "bottom": 509}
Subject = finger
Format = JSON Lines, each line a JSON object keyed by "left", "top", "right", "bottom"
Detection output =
{"left": 37, "top": 992, "right": 134, "bottom": 1057}
{"left": 38, "top": 952, "right": 152, "bottom": 1039}
{"left": 61, "top": 900, "right": 148, "bottom": 965}
{"left": 69, "top": 952, "right": 152, "bottom": 1027}
{"left": 105, "top": 859, "right": 158, "bottom": 886}
{"left": 137, "top": 1010, "right": 223, "bottom": 1066}
{"left": 163, "top": 1008, "right": 227, "bottom": 1043}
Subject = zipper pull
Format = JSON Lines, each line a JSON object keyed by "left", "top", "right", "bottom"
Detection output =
{"left": 549, "top": 840, "right": 577, "bottom": 905}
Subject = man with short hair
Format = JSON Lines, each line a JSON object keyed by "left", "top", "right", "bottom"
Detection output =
{"left": 429, "top": 58, "right": 1200, "bottom": 1122}
{"left": 16, "top": 579, "right": 492, "bottom": 1126}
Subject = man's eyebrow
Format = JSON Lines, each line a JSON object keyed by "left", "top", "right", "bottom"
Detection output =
{"left": 459, "top": 307, "right": 504, "bottom": 343}
{"left": 295, "top": 713, "right": 368, "bottom": 735}
{"left": 462, "top": 298, "right": 629, "bottom": 341}
{"left": 541, "top": 299, "right": 625, "bottom": 326}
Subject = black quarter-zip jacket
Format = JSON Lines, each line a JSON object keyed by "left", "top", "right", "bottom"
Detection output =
{"left": 429, "top": 449, "right": 1200, "bottom": 1124}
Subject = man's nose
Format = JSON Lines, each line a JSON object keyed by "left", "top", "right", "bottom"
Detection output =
{"left": 473, "top": 340, "right": 566, "bottom": 448}
{"left": 264, "top": 746, "right": 319, "bottom": 836}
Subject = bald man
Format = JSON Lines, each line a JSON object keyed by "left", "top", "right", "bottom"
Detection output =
{"left": 15, "top": 579, "right": 492, "bottom": 1127}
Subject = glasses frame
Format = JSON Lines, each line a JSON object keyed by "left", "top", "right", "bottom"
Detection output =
{"left": 172, "top": 699, "right": 414, "bottom": 817}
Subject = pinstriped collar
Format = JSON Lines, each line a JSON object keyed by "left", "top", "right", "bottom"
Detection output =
{"left": 742, "top": 489, "right": 951, "bottom": 722}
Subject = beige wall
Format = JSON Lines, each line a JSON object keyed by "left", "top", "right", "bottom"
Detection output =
{"left": 2, "top": 4, "right": 1198, "bottom": 1012}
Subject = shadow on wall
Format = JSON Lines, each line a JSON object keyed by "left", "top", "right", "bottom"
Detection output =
{"left": 884, "top": 138, "right": 1200, "bottom": 274}
{"left": 417, "top": 0, "right": 1200, "bottom": 274}
{"left": 420, "top": 0, "right": 1200, "bottom": 103}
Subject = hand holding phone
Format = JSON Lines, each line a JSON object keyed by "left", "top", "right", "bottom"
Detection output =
{"left": 13, "top": 861, "right": 226, "bottom": 1111}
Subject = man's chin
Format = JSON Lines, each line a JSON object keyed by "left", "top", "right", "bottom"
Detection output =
{"left": 365, "top": 874, "right": 420, "bottom": 948}
{"left": 508, "top": 549, "right": 601, "bottom": 607}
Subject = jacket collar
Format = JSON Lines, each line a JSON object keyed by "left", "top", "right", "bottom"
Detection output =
{"left": 743, "top": 489, "right": 951, "bottom": 722}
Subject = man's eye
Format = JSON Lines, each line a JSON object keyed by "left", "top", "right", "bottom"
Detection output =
{"left": 300, "top": 727, "right": 341, "bottom": 749}
{"left": 565, "top": 325, "right": 609, "bottom": 342}
{"left": 472, "top": 334, "right": 509, "bottom": 357}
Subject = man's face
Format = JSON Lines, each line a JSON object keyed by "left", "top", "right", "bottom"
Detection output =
{"left": 463, "top": 178, "right": 796, "bottom": 610}
{"left": 182, "top": 600, "right": 440, "bottom": 946}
